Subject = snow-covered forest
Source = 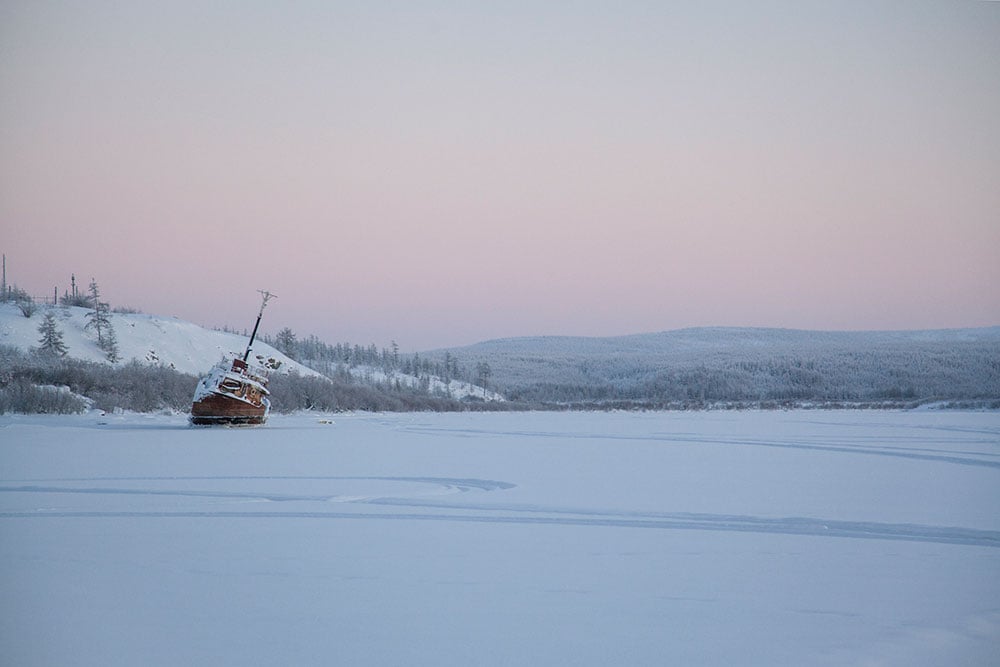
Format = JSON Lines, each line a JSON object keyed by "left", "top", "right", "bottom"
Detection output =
{"left": 256, "top": 329, "right": 501, "bottom": 402}
{"left": 2, "top": 297, "right": 999, "bottom": 414}
{"left": 429, "top": 327, "right": 1000, "bottom": 407}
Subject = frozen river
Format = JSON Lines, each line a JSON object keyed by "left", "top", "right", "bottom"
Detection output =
{"left": 2, "top": 410, "right": 998, "bottom": 665}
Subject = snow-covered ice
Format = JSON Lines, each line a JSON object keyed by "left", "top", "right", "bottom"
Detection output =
{"left": 1, "top": 410, "right": 998, "bottom": 666}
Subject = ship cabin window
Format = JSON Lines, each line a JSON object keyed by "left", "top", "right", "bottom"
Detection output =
{"left": 221, "top": 379, "right": 242, "bottom": 392}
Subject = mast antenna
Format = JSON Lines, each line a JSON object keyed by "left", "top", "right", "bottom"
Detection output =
{"left": 243, "top": 290, "right": 277, "bottom": 362}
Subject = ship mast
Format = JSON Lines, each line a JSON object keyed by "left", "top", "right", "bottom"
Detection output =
{"left": 243, "top": 290, "right": 276, "bottom": 362}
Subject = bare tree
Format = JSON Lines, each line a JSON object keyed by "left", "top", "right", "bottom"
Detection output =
{"left": 476, "top": 361, "right": 492, "bottom": 398}
{"left": 17, "top": 297, "right": 37, "bottom": 318}
{"left": 275, "top": 327, "right": 298, "bottom": 360}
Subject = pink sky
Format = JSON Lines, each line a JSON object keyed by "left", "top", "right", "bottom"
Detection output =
{"left": 2, "top": 2, "right": 998, "bottom": 350}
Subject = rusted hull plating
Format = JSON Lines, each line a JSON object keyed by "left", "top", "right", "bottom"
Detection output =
{"left": 190, "top": 392, "right": 268, "bottom": 425}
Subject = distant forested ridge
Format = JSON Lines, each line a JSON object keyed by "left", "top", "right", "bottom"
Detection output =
{"left": 426, "top": 327, "right": 1000, "bottom": 407}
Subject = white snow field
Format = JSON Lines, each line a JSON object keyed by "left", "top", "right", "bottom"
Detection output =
{"left": 2, "top": 410, "right": 998, "bottom": 666}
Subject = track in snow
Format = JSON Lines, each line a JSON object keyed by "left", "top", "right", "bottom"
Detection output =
{"left": 2, "top": 475, "right": 996, "bottom": 548}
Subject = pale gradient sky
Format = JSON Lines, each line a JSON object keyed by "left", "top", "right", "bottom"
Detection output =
{"left": 2, "top": 1, "right": 998, "bottom": 350}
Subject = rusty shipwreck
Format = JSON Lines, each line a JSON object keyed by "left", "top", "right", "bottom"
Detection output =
{"left": 190, "top": 291, "right": 276, "bottom": 426}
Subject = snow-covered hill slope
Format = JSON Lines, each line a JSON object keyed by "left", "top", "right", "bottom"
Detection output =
{"left": 0, "top": 303, "right": 318, "bottom": 378}
{"left": 331, "top": 363, "right": 503, "bottom": 402}
{"left": 0, "top": 303, "right": 502, "bottom": 400}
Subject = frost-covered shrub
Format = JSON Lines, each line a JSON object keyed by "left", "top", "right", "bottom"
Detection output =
{"left": 0, "top": 345, "right": 197, "bottom": 414}
{"left": 60, "top": 293, "right": 93, "bottom": 307}
{"left": 0, "top": 379, "right": 88, "bottom": 414}
{"left": 266, "top": 372, "right": 492, "bottom": 413}
{"left": 17, "top": 299, "right": 37, "bottom": 318}
{"left": 83, "top": 361, "right": 198, "bottom": 412}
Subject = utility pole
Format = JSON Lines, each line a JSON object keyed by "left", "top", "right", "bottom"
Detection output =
{"left": 2, "top": 254, "right": 6, "bottom": 301}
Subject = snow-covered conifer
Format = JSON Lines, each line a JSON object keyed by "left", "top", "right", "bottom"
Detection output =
{"left": 102, "top": 324, "right": 120, "bottom": 363}
{"left": 83, "top": 279, "right": 119, "bottom": 361}
{"left": 85, "top": 299, "right": 112, "bottom": 344}
{"left": 37, "top": 311, "right": 68, "bottom": 357}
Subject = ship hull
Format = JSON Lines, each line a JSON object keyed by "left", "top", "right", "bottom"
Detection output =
{"left": 190, "top": 393, "right": 268, "bottom": 425}
{"left": 190, "top": 356, "right": 271, "bottom": 426}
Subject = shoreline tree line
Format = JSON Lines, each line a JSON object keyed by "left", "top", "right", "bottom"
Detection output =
{"left": 1, "top": 267, "right": 997, "bottom": 414}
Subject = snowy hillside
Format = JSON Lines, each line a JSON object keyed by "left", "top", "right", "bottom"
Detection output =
{"left": 328, "top": 363, "right": 503, "bottom": 402}
{"left": 0, "top": 302, "right": 319, "bottom": 378}
{"left": 0, "top": 303, "right": 501, "bottom": 402}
